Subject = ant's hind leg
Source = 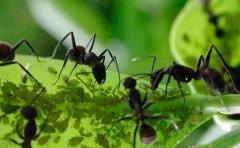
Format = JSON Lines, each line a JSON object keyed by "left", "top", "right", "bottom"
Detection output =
{"left": 133, "top": 120, "right": 139, "bottom": 148}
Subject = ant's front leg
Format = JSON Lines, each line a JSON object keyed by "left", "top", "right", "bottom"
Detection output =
{"left": 98, "top": 49, "right": 120, "bottom": 88}
{"left": 52, "top": 50, "right": 72, "bottom": 85}
{"left": 16, "top": 121, "right": 24, "bottom": 140}
{"left": 51, "top": 32, "right": 77, "bottom": 58}
{"left": 9, "top": 139, "right": 21, "bottom": 146}
{"left": 11, "top": 39, "right": 41, "bottom": 62}
{"left": 86, "top": 33, "right": 96, "bottom": 52}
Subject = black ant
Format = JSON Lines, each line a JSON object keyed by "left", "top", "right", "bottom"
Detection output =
{"left": 112, "top": 77, "right": 173, "bottom": 148}
{"left": 51, "top": 32, "right": 120, "bottom": 89}
{"left": 9, "top": 106, "right": 51, "bottom": 148}
{"left": 0, "top": 39, "right": 41, "bottom": 85}
{"left": 8, "top": 88, "right": 51, "bottom": 148}
{"left": 131, "top": 45, "right": 239, "bottom": 104}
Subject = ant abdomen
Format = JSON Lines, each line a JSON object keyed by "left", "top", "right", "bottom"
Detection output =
{"left": 21, "top": 106, "right": 37, "bottom": 120}
{"left": 140, "top": 123, "right": 156, "bottom": 145}
{"left": 0, "top": 42, "right": 14, "bottom": 61}
{"left": 92, "top": 62, "right": 106, "bottom": 84}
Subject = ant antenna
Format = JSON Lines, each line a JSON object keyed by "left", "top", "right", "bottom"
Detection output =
{"left": 131, "top": 56, "right": 156, "bottom": 73}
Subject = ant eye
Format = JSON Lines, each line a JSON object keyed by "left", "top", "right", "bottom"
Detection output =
{"left": 140, "top": 124, "right": 156, "bottom": 145}
{"left": 21, "top": 105, "right": 37, "bottom": 120}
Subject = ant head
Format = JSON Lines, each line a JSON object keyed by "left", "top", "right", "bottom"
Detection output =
{"left": 123, "top": 77, "right": 136, "bottom": 89}
{"left": 140, "top": 123, "right": 156, "bottom": 145}
{"left": 21, "top": 105, "right": 37, "bottom": 120}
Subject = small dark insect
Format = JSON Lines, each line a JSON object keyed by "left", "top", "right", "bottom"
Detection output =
{"left": 131, "top": 45, "right": 238, "bottom": 104}
{"left": 9, "top": 106, "right": 51, "bottom": 148}
{"left": 112, "top": 77, "right": 169, "bottom": 148}
{"left": 0, "top": 40, "right": 41, "bottom": 85}
{"left": 51, "top": 32, "right": 120, "bottom": 89}
{"left": 8, "top": 89, "right": 50, "bottom": 148}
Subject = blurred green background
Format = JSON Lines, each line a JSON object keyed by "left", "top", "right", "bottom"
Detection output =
{"left": 0, "top": 0, "right": 186, "bottom": 75}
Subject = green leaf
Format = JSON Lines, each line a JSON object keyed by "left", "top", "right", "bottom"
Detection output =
{"left": 68, "top": 136, "right": 83, "bottom": 146}
{"left": 170, "top": 0, "right": 240, "bottom": 93}
{"left": 56, "top": 118, "right": 69, "bottom": 133}
{"left": 192, "top": 127, "right": 240, "bottom": 148}
{"left": 38, "top": 135, "right": 51, "bottom": 145}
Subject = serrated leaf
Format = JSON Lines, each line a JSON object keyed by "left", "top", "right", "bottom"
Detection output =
{"left": 38, "top": 135, "right": 51, "bottom": 145}
{"left": 68, "top": 136, "right": 83, "bottom": 146}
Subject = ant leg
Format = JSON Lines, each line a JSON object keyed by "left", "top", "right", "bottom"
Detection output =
{"left": 210, "top": 45, "right": 240, "bottom": 93}
{"left": 51, "top": 32, "right": 77, "bottom": 58}
{"left": 98, "top": 49, "right": 121, "bottom": 88}
{"left": 16, "top": 121, "right": 24, "bottom": 139}
{"left": 132, "top": 56, "right": 157, "bottom": 73}
{"left": 35, "top": 107, "right": 52, "bottom": 139}
{"left": 10, "top": 39, "right": 41, "bottom": 62}
{"left": 144, "top": 115, "right": 167, "bottom": 120}
{"left": 133, "top": 120, "right": 139, "bottom": 148}
{"left": 52, "top": 50, "right": 72, "bottom": 85}
{"left": 29, "top": 87, "right": 46, "bottom": 105}
{"left": 141, "top": 89, "right": 148, "bottom": 106}
{"left": 165, "top": 74, "right": 172, "bottom": 95}
{"left": 75, "top": 73, "right": 94, "bottom": 95}
{"left": 0, "top": 61, "right": 41, "bottom": 86}
{"left": 108, "top": 115, "right": 133, "bottom": 134}
{"left": 67, "top": 62, "right": 78, "bottom": 82}
{"left": 86, "top": 33, "right": 96, "bottom": 52}
{"left": 177, "top": 81, "right": 186, "bottom": 106}
{"left": 9, "top": 139, "right": 21, "bottom": 146}
{"left": 194, "top": 55, "right": 205, "bottom": 79}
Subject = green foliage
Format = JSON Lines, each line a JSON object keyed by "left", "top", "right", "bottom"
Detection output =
{"left": 170, "top": 0, "right": 240, "bottom": 93}
{"left": 0, "top": 55, "right": 240, "bottom": 147}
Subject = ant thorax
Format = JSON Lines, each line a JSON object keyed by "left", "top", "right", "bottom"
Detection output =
{"left": 84, "top": 52, "right": 99, "bottom": 66}
{"left": 70, "top": 46, "right": 85, "bottom": 63}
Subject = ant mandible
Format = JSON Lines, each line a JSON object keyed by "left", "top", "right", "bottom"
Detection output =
{"left": 0, "top": 39, "right": 41, "bottom": 85}
{"left": 131, "top": 44, "right": 238, "bottom": 104}
{"left": 112, "top": 77, "right": 170, "bottom": 148}
{"left": 51, "top": 32, "right": 120, "bottom": 88}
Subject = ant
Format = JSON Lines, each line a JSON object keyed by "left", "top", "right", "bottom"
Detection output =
{"left": 112, "top": 77, "right": 173, "bottom": 148}
{"left": 51, "top": 32, "right": 120, "bottom": 88}
{"left": 8, "top": 88, "right": 51, "bottom": 148}
{"left": 131, "top": 45, "right": 239, "bottom": 104}
{"left": 9, "top": 106, "right": 51, "bottom": 148}
{"left": 0, "top": 39, "right": 41, "bottom": 85}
